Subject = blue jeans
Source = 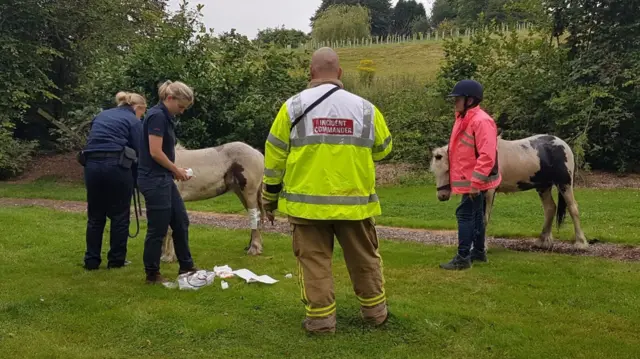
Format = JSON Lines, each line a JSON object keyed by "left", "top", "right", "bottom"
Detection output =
{"left": 456, "top": 192, "right": 486, "bottom": 257}
{"left": 84, "top": 157, "right": 133, "bottom": 269}
{"left": 138, "top": 173, "right": 194, "bottom": 274}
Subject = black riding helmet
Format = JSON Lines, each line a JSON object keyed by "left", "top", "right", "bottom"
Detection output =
{"left": 448, "top": 79, "right": 484, "bottom": 102}
{"left": 448, "top": 79, "right": 483, "bottom": 117}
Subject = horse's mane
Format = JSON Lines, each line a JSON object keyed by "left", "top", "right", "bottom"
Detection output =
{"left": 175, "top": 142, "right": 187, "bottom": 151}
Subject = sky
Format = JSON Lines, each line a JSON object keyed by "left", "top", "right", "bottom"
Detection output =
{"left": 167, "top": 0, "right": 435, "bottom": 39}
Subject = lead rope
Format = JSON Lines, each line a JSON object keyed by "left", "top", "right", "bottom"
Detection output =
{"left": 129, "top": 186, "right": 142, "bottom": 238}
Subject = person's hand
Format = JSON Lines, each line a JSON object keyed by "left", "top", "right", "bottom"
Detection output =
{"left": 173, "top": 167, "right": 190, "bottom": 181}
{"left": 469, "top": 187, "right": 480, "bottom": 198}
{"left": 263, "top": 200, "right": 278, "bottom": 225}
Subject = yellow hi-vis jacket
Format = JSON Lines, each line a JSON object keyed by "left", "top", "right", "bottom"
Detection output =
{"left": 263, "top": 82, "right": 393, "bottom": 220}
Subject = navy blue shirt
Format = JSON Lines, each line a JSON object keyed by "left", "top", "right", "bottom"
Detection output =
{"left": 83, "top": 106, "right": 142, "bottom": 154}
{"left": 138, "top": 102, "right": 177, "bottom": 176}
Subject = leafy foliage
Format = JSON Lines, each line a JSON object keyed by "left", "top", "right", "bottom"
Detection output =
{"left": 431, "top": 0, "right": 539, "bottom": 28}
{"left": 390, "top": 0, "right": 427, "bottom": 36}
{"left": 66, "top": 3, "right": 309, "bottom": 151}
{"left": 311, "top": 0, "right": 393, "bottom": 37}
{"left": 434, "top": 1, "right": 640, "bottom": 172}
{"left": 254, "top": 26, "right": 310, "bottom": 48}
{"left": 311, "top": 4, "right": 372, "bottom": 43}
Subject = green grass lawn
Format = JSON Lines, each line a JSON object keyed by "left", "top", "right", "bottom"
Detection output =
{"left": 2, "top": 178, "right": 640, "bottom": 245}
{"left": 0, "top": 206, "right": 639, "bottom": 358}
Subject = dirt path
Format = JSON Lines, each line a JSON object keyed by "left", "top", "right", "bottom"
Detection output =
{"left": 2, "top": 197, "right": 640, "bottom": 262}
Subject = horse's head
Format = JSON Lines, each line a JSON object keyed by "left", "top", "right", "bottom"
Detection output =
{"left": 429, "top": 145, "right": 451, "bottom": 201}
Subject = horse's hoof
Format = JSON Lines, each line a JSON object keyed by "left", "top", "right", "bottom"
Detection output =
{"left": 533, "top": 239, "right": 553, "bottom": 250}
{"left": 246, "top": 247, "right": 263, "bottom": 256}
{"left": 573, "top": 241, "right": 589, "bottom": 250}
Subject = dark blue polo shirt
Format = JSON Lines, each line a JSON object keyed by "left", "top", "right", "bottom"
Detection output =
{"left": 138, "top": 102, "right": 177, "bottom": 176}
{"left": 83, "top": 106, "right": 142, "bottom": 154}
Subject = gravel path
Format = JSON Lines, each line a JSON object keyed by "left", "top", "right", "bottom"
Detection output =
{"left": 2, "top": 197, "right": 639, "bottom": 262}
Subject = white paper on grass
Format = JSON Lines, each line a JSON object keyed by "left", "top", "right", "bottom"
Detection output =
{"left": 213, "top": 265, "right": 235, "bottom": 278}
{"left": 232, "top": 268, "right": 279, "bottom": 284}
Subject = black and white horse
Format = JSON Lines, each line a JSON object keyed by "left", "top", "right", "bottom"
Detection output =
{"left": 429, "top": 134, "right": 588, "bottom": 249}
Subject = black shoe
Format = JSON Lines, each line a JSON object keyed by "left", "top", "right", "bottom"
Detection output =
{"left": 83, "top": 262, "right": 100, "bottom": 271}
{"left": 439, "top": 254, "right": 472, "bottom": 270}
{"left": 470, "top": 249, "right": 488, "bottom": 263}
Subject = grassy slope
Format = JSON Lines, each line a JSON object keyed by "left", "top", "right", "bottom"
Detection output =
{"left": 336, "top": 41, "right": 445, "bottom": 81}
{"left": 0, "top": 206, "right": 639, "bottom": 358}
{"left": 1, "top": 179, "right": 640, "bottom": 245}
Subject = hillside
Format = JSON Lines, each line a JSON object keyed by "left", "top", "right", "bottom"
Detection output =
{"left": 335, "top": 41, "right": 445, "bottom": 81}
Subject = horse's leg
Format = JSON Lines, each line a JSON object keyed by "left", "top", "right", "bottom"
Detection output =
{"left": 160, "top": 227, "right": 177, "bottom": 263}
{"left": 483, "top": 189, "right": 496, "bottom": 228}
{"left": 534, "top": 187, "right": 556, "bottom": 249}
{"left": 233, "top": 186, "right": 263, "bottom": 256}
{"left": 559, "top": 185, "right": 588, "bottom": 249}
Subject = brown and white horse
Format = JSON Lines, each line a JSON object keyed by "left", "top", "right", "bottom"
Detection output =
{"left": 159, "top": 141, "right": 267, "bottom": 262}
{"left": 429, "top": 134, "right": 588, "bottom": 249}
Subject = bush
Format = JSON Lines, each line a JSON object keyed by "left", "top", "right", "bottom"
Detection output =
{"left": 357, "top": 59, "right": 376, "bottom": 87}
{"left": 343, "top": 73, "right": 451, "bottom": 165}
{"left": 0, "top": 126, "right": 38, "bottom": 180}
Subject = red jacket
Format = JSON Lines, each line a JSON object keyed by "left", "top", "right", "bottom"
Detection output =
{"left": 448, "top": 106, "right": 501, "bottom": 194}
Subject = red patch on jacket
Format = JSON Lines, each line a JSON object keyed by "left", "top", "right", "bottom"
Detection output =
{"left": 312, "top": 118, "right": 354, "bottom": 135}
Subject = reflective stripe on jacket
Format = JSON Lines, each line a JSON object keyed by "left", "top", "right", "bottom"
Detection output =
{"left": 448, "top": 106, "right": 501, "bottom": 194}
{"left": 263, "top": 81, "right": 393, "bottom": 220}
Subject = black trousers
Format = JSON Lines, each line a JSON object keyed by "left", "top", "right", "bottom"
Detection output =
{"left": 456, "top": 191, "right": 486, "bottom": 257}
{"left": 138, "top": 173, "right": 194, "bottom": 275}
{"left": 84, "top": 157, "right": 133, "bottom": 269}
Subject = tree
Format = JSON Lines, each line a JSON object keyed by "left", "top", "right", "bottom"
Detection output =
{"left": 254, "top": 26, "right": 310, "bottom": 48}
{"left": 430, "top": 0, "right": 458, "bottom": 25}
{"left": 0, "top": 0, "right": 168, "bottom": 176}
{"left": 311, "top": 4, "right": 372, "bottom": 43}
{"left": 56, "top": 4, "right": 309, "bottom": 152}
{"left": 310, "top": 0, "right": 392, "bottom": 37}
{"left": 391, "top": 0, "right": 427, "bottom": 35}
{"left": 410, "top": 16, "right": 432, "bottom": 34}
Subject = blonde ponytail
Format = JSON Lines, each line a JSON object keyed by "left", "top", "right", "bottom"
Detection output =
{"left": 115, "top": 91, "right": 147, "bottom": 107}
{"left": 158, "top": 80, "right": 194, "bottom": 104}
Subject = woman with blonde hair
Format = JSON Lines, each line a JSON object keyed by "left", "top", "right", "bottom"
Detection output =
{"left": 136, "top": 80, "right": 198, "bottom": 284}
{"left": 79, "top": 91, "right": 147, "bottom": 270}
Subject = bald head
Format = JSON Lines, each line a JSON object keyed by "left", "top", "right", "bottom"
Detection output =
{"left": 310, "top": 47, "right": 342, "bottom": 79}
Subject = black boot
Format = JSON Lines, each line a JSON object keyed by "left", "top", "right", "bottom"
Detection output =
{"left": 439, "top": 254, "right": 471, "bottom": 270}
{"left": 470, "top": 249, "right": 488, "bottom": 263}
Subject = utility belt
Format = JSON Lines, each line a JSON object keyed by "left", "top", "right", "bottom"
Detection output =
{"left": 77, "top": 146, "right": 137, "bottom": 169}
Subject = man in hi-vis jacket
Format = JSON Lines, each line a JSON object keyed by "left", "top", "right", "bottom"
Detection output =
{"left": 262, "top": 47, "right": 393, "bottom": 334}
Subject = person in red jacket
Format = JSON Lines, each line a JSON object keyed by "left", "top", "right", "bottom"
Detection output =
{"left": 440, "top": 79, "right": 501, "bottom": 270}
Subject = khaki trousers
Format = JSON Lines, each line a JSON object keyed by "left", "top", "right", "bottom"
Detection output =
{"left": 290, "top": 216, "right": 388, "bottom": 332}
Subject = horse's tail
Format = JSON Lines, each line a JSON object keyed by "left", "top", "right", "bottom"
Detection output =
{"left": 556, "top": 148, "right": 577, "bottom": 230}
{"left": 556, "top": 188, "right": 567, "bottom": 229}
